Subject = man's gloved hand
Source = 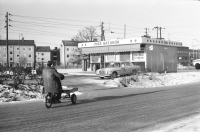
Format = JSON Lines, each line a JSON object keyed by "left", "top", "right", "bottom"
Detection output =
{"left": 60, "top": 74, "right": 65, "bottom": 80}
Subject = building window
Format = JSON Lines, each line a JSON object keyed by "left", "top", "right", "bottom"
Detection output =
{"left": 10, "top": 58, "right": 13, "bottom": 61}
{"left": 3, "top": 47, "right": 6, "bottom": 51}
{"left": 38, "top": 58, "right": 40, "bottom": 60}
{"left": 42, "top": 58, "right": 44, "bottom": 60}
{"left": 29, "top": 54, "right": 31, "bottom": 58}
{"left": 28, "top": 47, "right": 32, "bottom": 51}
{"left": 17, "top": 47, "right": 19, "bottom": 51}
{"left": 42, "top": 53, "right": 44, "bottom": 55}
{"left": 27, "top": 63, "right": 31, "bottom": 67}
{"left": 23, "top": 47, "right": 26, "bottom": 51}
{"left": 67, "top": 48, "right": 69, "bottom": 51}
{"left": 17, "top": 54, "right": 19, "bottom": 58}
{"left": 67, "top": 54, "right": 69, "bottom": 58}
{"left": 10, "top": 46, "right": 12, "bottom": 48}
{"left": 10, "top": 51, "right": 13, "bottom": 54}
{"left": 3, "top": 54, "right": 7, "bottom": 58}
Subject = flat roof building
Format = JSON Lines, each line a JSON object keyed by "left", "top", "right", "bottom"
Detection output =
{"left": 78, "top": 36, "right": 188, "bottom": 73}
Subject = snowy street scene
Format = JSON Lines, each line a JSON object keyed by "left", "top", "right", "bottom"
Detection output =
{"left": 1, "top": 0, "right": 200, "bottom": 132}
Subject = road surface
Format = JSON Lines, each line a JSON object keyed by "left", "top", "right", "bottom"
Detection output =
{"left": 0, "top": 75, "right": 200, "bottom": 132}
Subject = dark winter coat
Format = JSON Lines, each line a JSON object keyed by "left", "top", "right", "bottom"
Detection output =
{"left": 42, "top": 67, "right": 64, "bottom": 93}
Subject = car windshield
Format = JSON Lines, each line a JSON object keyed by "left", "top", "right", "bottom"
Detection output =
{"left": 107, "top": 62, "right": 120, "bottom": 68}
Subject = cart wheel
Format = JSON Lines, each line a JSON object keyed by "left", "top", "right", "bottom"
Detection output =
{"left": 71, "top": 94, "right": 77, "bottom": 104}
{"left": 45, "top": 93, "right": 52, "bottom": 108}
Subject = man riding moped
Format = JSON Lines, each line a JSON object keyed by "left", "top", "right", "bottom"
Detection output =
{"left": 43, "top": 61, "right": 64, "bottom": 103}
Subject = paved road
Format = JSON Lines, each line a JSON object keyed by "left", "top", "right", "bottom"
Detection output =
{"left": 1, "top": 75, "right": 200, "bottom": 132}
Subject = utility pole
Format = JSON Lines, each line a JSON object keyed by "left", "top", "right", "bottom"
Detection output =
{"left": 159, "top": 27, "right": 165, "bottom": 39}
{"left": 153, "top": 26, "right": 159, "bottom": 39}
{"left": 144, "top": 28, "right": 149, "bottom": 36}
{"left": 100, "top": 22, "right": 105, "bottom": 41}
{"left": 6, "top": 12, "right": 9, "bottom": 67}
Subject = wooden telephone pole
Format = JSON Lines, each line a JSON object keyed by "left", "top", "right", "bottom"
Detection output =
{"left": 6, "top": 12, "right": 9, "bottom": 67}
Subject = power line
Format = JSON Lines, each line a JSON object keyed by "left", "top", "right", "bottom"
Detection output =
{"left": 11, "top": 20, "right": 89, "bottom": 27}
{"left": 10, "top": 28, "right": 74, "bottom": 36}
{"left": 5, "top": 30, "right": 74, "bottom": 37}
{"left": 12, "top": 14, "right": 100, "bottom": 24}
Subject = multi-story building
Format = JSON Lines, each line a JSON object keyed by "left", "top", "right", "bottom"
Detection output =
{"left": 189, "top": 49, "right": 200, "bottom": 60}
{"left": 36, "top": 46, "right": 51, "bottom": 67}
{"left": 51, "top": 47, "right": 60, "bottom": 67}
{"left": 60, "top": 40, "right": 79, "bottom": 66}
{"left": 0, "top": 39, "right": 36, "bottom": 68}
{"left": 177, "top": 47, "right": 190, "bottom": 66}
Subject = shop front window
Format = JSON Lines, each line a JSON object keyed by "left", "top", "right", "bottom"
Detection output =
{"left": 132, "top": 52, "right": 144, "bottom": 61}
{"left": 105, "top": 54, "right": 116, "bottom": 62}
{"left": 91, "top": 55, "right": 100, "bottom": 63}
{"left": 120, "top": 54, "right": 130, "bottom": 61}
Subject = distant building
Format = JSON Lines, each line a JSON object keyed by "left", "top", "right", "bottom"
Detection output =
{"left": 0, "top": 39, "right": 36, "bottom": 68}
{"left": 51, "top": 47, "right": 60, "bottom": 66}
{"left": 189, "top": 49, "right": 200, "bottom": 60}
{"left": 60, "top": 40, "right": 79, "bottom": 67}
{"left": 177, "top": 47, "right": 190, "bottom": 66}
{"left": 36, "top": 46, "right": 51, "bottom": 67}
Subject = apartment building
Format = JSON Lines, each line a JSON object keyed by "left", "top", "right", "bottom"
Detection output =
{"left": 36, "top": 46, "right": 51, "bottom": 67}
{"left": 0, "top": 39, "right": 36, "bottom": 67}
{"left": 51, "top": 47, "right": 60, "bottom": 67}
{"left": 60, "top": 40, "right": 79, "bottom": 66}
{"left": 177, "top": 47, "right": 190, "bottom": 66}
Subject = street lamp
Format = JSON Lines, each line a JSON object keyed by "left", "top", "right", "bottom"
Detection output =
{"left": 18, "top": 34, "right": 23, "bottom": 66}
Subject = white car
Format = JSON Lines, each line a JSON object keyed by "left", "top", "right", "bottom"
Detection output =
{"left": 96, "top": 62, "right": 141, "bottom": 79}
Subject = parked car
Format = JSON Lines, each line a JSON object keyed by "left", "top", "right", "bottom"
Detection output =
{"left": 96, "top": 62, "right": 141, "bottom": 79}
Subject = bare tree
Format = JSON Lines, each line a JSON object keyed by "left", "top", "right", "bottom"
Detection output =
{"left": 68, "top": 49, "right": 82, "bottom": 66}
{"left": 73, "top": 26, "right": 100, "bottom": 42}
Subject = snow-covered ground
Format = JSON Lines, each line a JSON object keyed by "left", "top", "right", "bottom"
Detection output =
{"left": 1, "top": 69, "right": 200, "bottom": 132}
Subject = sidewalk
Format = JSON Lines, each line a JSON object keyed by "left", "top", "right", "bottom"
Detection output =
{"left": 57, "top": 68, "right": 96, "bottom": 76}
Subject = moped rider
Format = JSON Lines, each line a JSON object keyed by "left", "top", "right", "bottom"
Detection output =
{"left": 43, "top": 61, "right": 64, "bottom": 103}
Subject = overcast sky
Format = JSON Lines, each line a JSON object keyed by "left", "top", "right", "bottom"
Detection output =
{"left": 0, "top": 0, "right": 200, "bottom": 49}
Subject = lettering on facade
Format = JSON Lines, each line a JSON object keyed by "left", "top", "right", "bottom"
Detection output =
{"left": 94, "top": 40, "right": 120, "bottom": 46}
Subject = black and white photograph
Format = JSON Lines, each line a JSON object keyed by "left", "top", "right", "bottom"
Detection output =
{"left": 0, "top": 0, "right": 200, "bottom": 131}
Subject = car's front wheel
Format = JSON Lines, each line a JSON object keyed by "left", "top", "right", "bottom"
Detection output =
{"left": 132, "top": 70, "right": 137, "bottom": 75}
{"left": 111, "top": 72, "right": 117, "bottom": 79}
